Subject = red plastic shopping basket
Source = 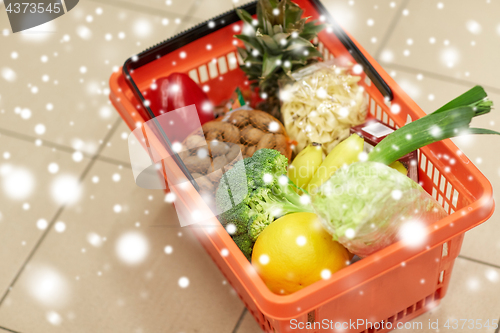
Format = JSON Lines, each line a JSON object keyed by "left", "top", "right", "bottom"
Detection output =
{"left": 109, "top": 1, "right": 495, "bottom": 332}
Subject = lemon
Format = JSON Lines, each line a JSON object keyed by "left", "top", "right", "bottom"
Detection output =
{"left": 251, "top": 212, "right": 350, "bottom": 295}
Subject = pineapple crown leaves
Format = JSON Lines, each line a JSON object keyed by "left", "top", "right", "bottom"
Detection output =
{"left": 234, "top": 0, "right": 325, "bottom": 94}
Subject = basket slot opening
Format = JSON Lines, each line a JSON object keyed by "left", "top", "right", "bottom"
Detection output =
{"left": 440, "top": 174, "right": 447, "bottom": 192}
{"left": 324, "top": 47, "right": 330, "bottom": 59}
{"left": 420, "top": 152, "right": 427, "bottom": 172}
{"left": 406, "top": 305, "right": 414, "bottom": 316}
{"left": 188, "top": 69, "right": 199, "bottom": 83}
{"left": 415, "top": 300, "right": 424, "bottom": 311}
{"left": 387, "top": 315, "right": 395, "bottom": 324}
{"left": 226, "top": 52, "right": 238, "bottom": 70}
{"left": 370, "top": 98, "right": 376, "bottom": 116}
{"left": 382, "top": 111, "right": 388, "bottom": 124}
{"left": 307, "top": 310, "right": 316, "bottom": 323}
{"left": 446, "top": 182, "right": 453, "bottom": 200}
{"left": 438, "top": 194, "right": 444, "bottom": 206}
{"left": 432, "top": 187, "right": 438, "bottom": 200}
{"left": 406, "top": 114, "right": 412, "bottom": 124}
{"left": 396, "top": 310, "right": 405, "bottom": 321}
{"left": 208, "top": 60, "right": 218, "bottom": 79}
{"left": 367, "top": 327, "right": 376, "bottom": 333}
{"left": 424, "top": 293, "right": 433, "bottom": 306}
{"left": 439, "top": 270, "right": 445, "bottom": 284}
{"left": 218, "top": 56, "right": 228, "bottom": 75}
{"left": 444, "top": 201, "right": 450, "bottom": 213}
{"left": 365, "top": 75, "right": 372, "bottom": 86}
{"left": 452, "top": 189, "right": 459, "bottom": 207}
{"left": 236, "top": 51, "right": 244, "bottom": 65}
{"left": 427, "top": 160, "right": 434, "bottom": 179}
{"left": 434, "top": 287, "right": 443, "bottom": 300}
{"left": 442, "top": 242, "right": 449, "bottom": 257}
{"left": 198, "top": 65, "right": 209, "bottom": 83}
{"left": 433, "top": 168, "right": 440, "bottom": 186}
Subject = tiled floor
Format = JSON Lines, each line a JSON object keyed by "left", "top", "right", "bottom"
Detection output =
{"left": 1, "top": 0, "right": 499, "bottom": 332}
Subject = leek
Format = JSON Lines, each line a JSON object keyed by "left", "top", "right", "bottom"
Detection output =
{"left": 368, "top": 86, "right": 498, "bottom": 165}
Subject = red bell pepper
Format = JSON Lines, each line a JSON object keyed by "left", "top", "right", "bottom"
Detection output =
{"left": 147, "top": 73, "right": 214, "bottom": 142}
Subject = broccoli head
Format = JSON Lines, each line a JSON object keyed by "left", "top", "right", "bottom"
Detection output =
{"left": 232, "top": 233, "right": 254, "bottom": 261}
{"left": 218, "top": 201, "right": 251, "bottom": 236}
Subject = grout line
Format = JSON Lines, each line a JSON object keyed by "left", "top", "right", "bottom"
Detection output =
{"left": 95, "top": 155, "right": 132, "bottom": 169}
{"left": 0, "top": 206, "right": 63, "bottom": 305}
{"left": 60, "top": 0, "right": 69, "bottom": 13}
{"left": 0, "top": 127, "right": 84, "bottom": 156}
{"left": 0, "top": 118, "right": 122, "bottom": 306}
{"left": 373, "top": 0, "right": 411, "bottom": 59}
{"left": 0, "top": 326, "right": 21, "bottom": 333}
{"left": 380, "top": 63, "right": 500, "bottom": 95}
{"left": 0, "top": 121, "right": 132, "bottom": 170}
{"left": 457, "top": 255, "right": 500, "bottom": 270}
{"left": 87, "top": 0, "right": 198, "bottom": 21}
{"left": 231, "top": 308, "right": 247, "bottom": 333}
{"left": 174, "top": 0, "right": 204, "bottom": 34}
{"left": 76, "top": 118, "right": 123, "bottom": 181}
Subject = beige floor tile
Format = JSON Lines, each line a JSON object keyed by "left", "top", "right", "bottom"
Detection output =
{"left": 393, "top": 258, "right": 500, "bottom": 333}
{"left": 191, "top": 0, "right": 254, "bottom": 22}
{"left": 385, "top": 68, "right": 500, "bottom": 266}
{"left": 321, "top": 0, "right": 406, "bottom": 55}
{"left": 236, "top": 310, "right": 262, "bottom": 333}
{"left": 99, "top": 121, "right": 131, "bottom": 164}
{"left": 379, "top": 0, "right": 500, "bottom": 89}
{"left": 0, "top": 160, "right": 244, "bottom": 333}
{"left": 0, "top": 135, "right": 89, "bottom": 296}
{"left": 102, "top": 0, "right": 198, "bottom": 17}
{"left": 0, "top": 1, "right": 180, "bottom": 155}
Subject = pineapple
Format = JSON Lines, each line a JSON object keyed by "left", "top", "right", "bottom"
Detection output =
{"left": 235, "top": 0, "right": 325, "bottom": 122}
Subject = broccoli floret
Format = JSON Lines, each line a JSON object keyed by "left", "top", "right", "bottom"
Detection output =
{"left": 247, "top": 186, "right": 314, "bottom": 241}
{"left": 216, "top": 159, "right": 252, "bottom": 220}
{"left": 245, "top": 149, "right": 289, "bottom": 189}
{"left": 232, "top": 233, "right": 254, "bottom": 261}
{"left": 247, "top": 214, "right": 272, "bottom": 242}
{"left": 219, "top": 201, "right": 251, "bottom": 236}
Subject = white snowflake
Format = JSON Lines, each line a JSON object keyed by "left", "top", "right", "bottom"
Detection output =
{"left": 54, "top": 221, "right": 66, "bottom": 233}
{"left": 178, "top": 277, "right": 189, "bottom": 288}
{"left": 164, "top": 245, "right": 173, "bottom": 254}
{"left": 116, "top": 232, "right": 149, "bottom": 265}
{"left": 51, "top": 174, "right": 81, "bottom": 205}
